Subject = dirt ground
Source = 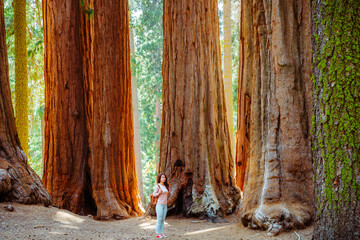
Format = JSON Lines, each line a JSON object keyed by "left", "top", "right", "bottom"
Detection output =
{"left": 0, "top": 202, "right": 313, "bottom": 240}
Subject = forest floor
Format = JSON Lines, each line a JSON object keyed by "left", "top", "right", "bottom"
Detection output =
{"left": 0, "top": 202, "right": 313, "bottom": 240}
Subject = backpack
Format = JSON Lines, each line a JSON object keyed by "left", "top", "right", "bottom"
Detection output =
{"left": 150, "top": 184, "right": 160, "bottom": 205}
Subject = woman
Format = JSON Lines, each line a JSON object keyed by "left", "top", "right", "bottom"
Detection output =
{"left": 152, "top": 173, "right": 169, "bottom": 238}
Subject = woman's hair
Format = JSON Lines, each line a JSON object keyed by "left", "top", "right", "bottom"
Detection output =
{"left": 157, "top": 173, "right": 169, "bottom": 191}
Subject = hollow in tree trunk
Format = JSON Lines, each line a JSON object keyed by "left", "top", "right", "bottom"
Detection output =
{"left": 0, "top": 0, "right": 50, "bottom": 205}
{"left": 236, "top": 0, "right": 314, "bottom": 235}
{"left": 159, "top": 0, "right": 240, "bottom": 222}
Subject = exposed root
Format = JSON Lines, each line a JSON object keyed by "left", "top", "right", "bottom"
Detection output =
{"left": 242, "top": 203, "right": 313, "bottom": 236}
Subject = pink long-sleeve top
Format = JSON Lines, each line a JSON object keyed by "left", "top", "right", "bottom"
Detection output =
{"left": 152, "top": 184, "right": 169, "bottom": 205}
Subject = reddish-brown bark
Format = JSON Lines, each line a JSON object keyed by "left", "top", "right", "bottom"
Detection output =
{"left": 236, "top": 0, "right": 313, "bottom": 235}
{"left": 43, "top": 0, "right": 143, "bottom": 219}
{"left": 0, "top": 0, "right": 50, "bottom": 205}
{"left": 43, "top": 0, "right": 89, "bottom": 214}
{"left": 159, "top": 0, "right": 240, "bottom": 221}
{"left": 87, "top": 0, "right": 143, "bottom": 219}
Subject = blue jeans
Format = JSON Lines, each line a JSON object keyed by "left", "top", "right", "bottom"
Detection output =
{"left": 156, "top": 204, "right": 167, "bottom": 234}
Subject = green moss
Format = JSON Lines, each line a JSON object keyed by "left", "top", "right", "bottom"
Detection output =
{"left": 313, "top": 0, "right": 360, "bottom": 209}
{"left": 80, "top": 0, "right": 94, "bottom": 19}
{"left": 14, "top": 0, "right": 30, "bottom": 159}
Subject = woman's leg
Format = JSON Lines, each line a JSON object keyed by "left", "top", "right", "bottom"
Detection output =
{"left": 156, "top": 204, "right": 163, "bottom": 234}
{"left": 160, "top": 205, "right": 167, "bottom": 234}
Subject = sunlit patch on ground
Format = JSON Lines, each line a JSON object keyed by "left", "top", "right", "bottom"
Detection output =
{"left": 53, "top": 211, "right": 85, "bottom": 225}
{"left": 183, "top": 225, "right": 230, "bottom": 236}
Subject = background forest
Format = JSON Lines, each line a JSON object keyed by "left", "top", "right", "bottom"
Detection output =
{"left": 3, "top": 0, "right": 239, "bottom": 205}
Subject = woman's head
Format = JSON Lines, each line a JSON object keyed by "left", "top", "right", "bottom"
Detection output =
{"left": 157, "top": 173, "right": 169, "bottom": 190}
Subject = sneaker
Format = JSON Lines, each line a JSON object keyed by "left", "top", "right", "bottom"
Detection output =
{"left": 156, "top": 234, "right": 163, "bottom": 238}
{"left": 161, "top": 234, "right": 167, "bottom": 238}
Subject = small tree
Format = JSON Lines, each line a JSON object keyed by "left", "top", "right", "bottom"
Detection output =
{"left": 14, "top": 0, "right": 29, "bottom": 157}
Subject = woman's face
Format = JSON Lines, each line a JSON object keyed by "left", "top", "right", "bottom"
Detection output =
{"left": 160, "top": 175, "right": 166, "bottom": 183}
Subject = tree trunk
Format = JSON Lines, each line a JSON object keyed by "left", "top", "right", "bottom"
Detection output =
{"left": 160, "top": 0, "right": 240, "bottom": 221}
{"left": 43, "top": 0, "right": 144, "bottom": 219}
{"left": 223, "top": 0, "right": 234, "bottom": 157}
{"left": 0, "top": 0, "right": 50, "bottom": 205}
{"left": 236, "top": 0, "right": 314, "bottom": 235}
{"left": 155, "top": 98, "right": 161, "bottom": 171}
{"left": 14, "top": 0, "right": 29, "bottom": 158}
{"left": 89, "top": 0, "right": 143, "bottom": 219}
{"left": 130, "top": 28, "right": 144, "bottom": 207}
{"left": 312, "top": 1, "right": 360, "bottom": 239}
{"left": 43, "top": 0, "right": 90, "bottom": 214}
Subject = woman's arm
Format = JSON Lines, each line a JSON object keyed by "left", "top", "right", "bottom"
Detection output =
{"left": 152, "top": 184, "right": 161, "bottom": 197}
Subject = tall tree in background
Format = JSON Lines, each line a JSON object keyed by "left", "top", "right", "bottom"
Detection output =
{"left": 4, "top": 0, "right": 47, "bottom": 176}
{"left": 43, "top": 0, "right": 143, "bottom": 219}
{"left": 0, "top": 0, "right": 50, "bottom": 205}
{"left": 236, "top": 0, "right": 313, "bottom": 235}
{"left": 312, "top": 1, "right": 360, "bottom": 239}
{"left": 223, "top": 0, "right": 234, "bottom": 156}
{"left": 160, "top": 0, "right": 240, "bottom": 221}
{"left": 130, "top": 28, "right": 144, "bottom": 206}
{"left": 14, "top": 0, "right": 29, "bottom": 157}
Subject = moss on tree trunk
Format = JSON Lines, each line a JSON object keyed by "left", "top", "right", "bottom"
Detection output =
{"left": 14, "top": 0, "right": 29, "bottom": 158}
{"left": 312, "top": 1, "right": 360, "bottom": 239}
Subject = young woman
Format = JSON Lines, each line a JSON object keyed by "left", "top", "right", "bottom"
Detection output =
{"left": 152, "top": 173, "right": 169, "bottom": 238}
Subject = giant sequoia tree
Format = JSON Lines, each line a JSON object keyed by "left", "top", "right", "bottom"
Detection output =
{"left": 312, "top": 1, "right": 360, "bottom": 239}
{"left": 223, "top": 0, "right": 234, "bottom": 155}
{"left": 236, "top": 0, "right": 314, "bottom": 235}
{"left": 42, "top": 0, "right": 88, "bottom": 214}
{"left": 159, "top": 0, "right": 240, "bottom": 221}
{"left": 0, "top": 0, "right": 50, "bottom": 205}
{"left": 43, "top": 0, "right": 143, "bottom": 219}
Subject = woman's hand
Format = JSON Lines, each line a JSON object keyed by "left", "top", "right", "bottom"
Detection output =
{"left": 159, "top": 189, "right": 163, "bottom": 194}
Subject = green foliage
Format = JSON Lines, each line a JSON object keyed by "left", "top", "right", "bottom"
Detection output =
{"left": 5, "top": 0, "right": 44, "bottom": 177}
{"left": 313, "top": 0, "right": 360, "bottom": 209}
{"left": 218, "top": 0, "right": 240, "bottom": 139}
{"left": 230, "top": 0, "right": 240, "bottom": 135}
{"left": 80, "top": 0, "right": 94, "bottom": 18}
{"left": 129, "top": 0, "right": 163, "bottom": 205}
